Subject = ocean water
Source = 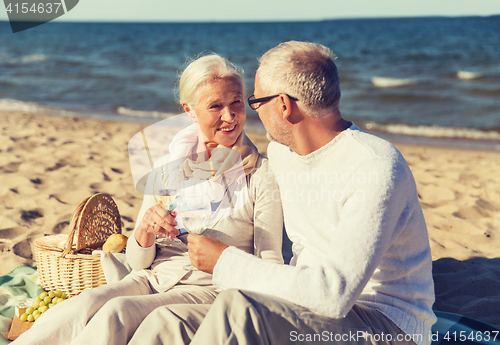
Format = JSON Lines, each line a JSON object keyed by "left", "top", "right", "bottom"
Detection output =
{"left": 1, "top": 17, "right": 500, "bottom": 147}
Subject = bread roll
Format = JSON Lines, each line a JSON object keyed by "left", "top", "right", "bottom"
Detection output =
{"left": 102, "top": 234, "right": 128, "bottom": 253}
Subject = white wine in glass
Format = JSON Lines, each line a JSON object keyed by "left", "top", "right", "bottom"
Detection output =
{"left": 154, "top": 189, "right": 177, "bottom": 212}
{"left": 153, "top": 167, "right": 179, "bottom": 245}
{"left": 178, "top": 193, "right": 211, "bottom": 270}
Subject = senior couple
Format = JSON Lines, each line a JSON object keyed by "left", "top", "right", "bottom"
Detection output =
{"left": 15, "top": 41, "right": 436, "bottom": 345}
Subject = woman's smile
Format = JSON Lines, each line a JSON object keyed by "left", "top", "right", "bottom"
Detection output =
{"left": 217, "top": 125, "right": 236, "bottom": 133}
{"left": 186, "top": 77, "right": 246, "bottom": 148}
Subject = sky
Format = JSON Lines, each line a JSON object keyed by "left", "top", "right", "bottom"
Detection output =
{"left": 2, "top": 0, "right": 500, "bottom": 22}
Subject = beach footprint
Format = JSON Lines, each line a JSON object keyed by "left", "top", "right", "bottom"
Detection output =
{"left": 52, "top": 221, "right": 70, "bottom": 234}
{"left": 13, "top": 238, "right": 33, "bottom": 260}
{"left": 20, "top": 209, "right": 44, "bottom": 223}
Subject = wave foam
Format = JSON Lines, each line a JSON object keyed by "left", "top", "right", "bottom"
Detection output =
{"left": 0, "top": 98, "right": 80, "bottom": 118}
{"left": 0, "top": 54, "right": 47, "bottom": 64}
{"left": 365, "top": 122, "right": 500, "bottom": 141}
{"left": 21, "top": 54, "right": 47, "bottom": 63}
{"left": 457, "top": 70, "right": 485, "bottom": 80}
{"left": 0, "top": 98, "right": 43, "bottom": 113}
{"left": 371, "top": 77, "right": 417, "bottom": 88}
{"left": 117, "top": 107, "right": 175, "bottom": 119}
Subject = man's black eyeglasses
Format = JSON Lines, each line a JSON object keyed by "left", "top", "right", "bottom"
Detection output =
{"left": 247, "top": 94, "right": 298, "bottom": 110}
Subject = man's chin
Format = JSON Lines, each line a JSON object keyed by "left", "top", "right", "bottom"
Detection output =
{"left": 265, "top": 132, "right": 275, "bottom": 142}
{"left": 266, "top": 131, "right": 290, "bottom": 147}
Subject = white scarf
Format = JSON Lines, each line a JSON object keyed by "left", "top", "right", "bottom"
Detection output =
{"left": 155, "top": 123, "right": 258, "bottom": 228}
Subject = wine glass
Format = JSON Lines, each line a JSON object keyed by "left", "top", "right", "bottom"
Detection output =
{"left": 178, "top": 193, "right": 211, "bottom": 270}
{"left": 152, "top": 167, "right": 180, "bottom": 245}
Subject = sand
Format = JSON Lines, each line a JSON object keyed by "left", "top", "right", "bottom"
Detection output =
{"left": 396, "top": 144, "right": 500, "bottom": 327}
{"left": 1, "top": 110, "right": 500, "bottom": 327}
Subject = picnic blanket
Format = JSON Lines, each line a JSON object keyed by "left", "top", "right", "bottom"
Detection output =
{"left": 1, "top": 266, "right": 499, "bottom": 345}
{"left": 0, "top": 266, "right": 42, "bottom": 345}
{"left": 431, "top": 311, "right": 500, "bottom": 344}
{"left": 0, "top": 249, "right": 130, "bottom": 345}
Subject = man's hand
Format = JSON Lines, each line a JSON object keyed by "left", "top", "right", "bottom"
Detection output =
{"left": 187, "top": 234, "right": 229, "bottom": 274}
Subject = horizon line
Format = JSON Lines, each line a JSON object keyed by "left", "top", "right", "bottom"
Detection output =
{"left": 1, "top": 13, "right": 499, "bottom": 24}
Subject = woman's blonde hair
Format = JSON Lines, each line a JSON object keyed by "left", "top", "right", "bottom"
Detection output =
{"left": 178, "top": 53, "right": 245, "bottom": 109}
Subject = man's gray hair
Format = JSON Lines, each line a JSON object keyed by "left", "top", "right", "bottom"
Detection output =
{"left": 178, "top": 53, "right": 245, "bottom": 109}
{"left": 258, "top": 41, "right": 341, "bottom": 117}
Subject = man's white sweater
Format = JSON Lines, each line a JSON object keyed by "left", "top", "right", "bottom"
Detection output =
{"left": 213, "top": 124, "right": 436, "bottom": 345}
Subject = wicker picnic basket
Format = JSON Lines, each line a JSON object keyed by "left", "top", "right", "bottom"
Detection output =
{"left": 34, "top": 193, "right": 121, "bottom": 296}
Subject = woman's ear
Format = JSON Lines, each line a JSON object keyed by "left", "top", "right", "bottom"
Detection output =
{"left": 183, "top": 103, "right": 198, "bottom": 122}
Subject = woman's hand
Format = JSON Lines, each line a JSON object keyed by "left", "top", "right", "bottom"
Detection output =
{"left": 135, "top": 205, "right": 179, "bottom": 248}
{"left": 187, "top": 234, "right": 229, "bottom": 273}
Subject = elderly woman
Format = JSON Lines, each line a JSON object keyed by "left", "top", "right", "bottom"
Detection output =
{"left": 13, "top": 54, "right": 284, "bottom": 345}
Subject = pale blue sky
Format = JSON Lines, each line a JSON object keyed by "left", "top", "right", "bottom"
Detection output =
{"left": 2, "top": 0, "right": 500, "bottom": 22}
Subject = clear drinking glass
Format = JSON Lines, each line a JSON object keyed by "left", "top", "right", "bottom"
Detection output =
{"left": 153, "top": 168, "right": 180, "bottom": 245}
{"left": 178, "top": 193, "right": 211, "bottom": 270}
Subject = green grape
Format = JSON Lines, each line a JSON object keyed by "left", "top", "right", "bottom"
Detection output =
{"left": 38, "top": 301, "right": 46, "bottom": 308}
{"left": 40, "top": 292, "right": 48, "bottom": 299}
{"left": 32, "top": 310, "right": 41, "bottom": 318}
{"left": 48, "top": 303, "right": 54, "bottom": 308}
{"left": 61, "top": 293, "right": 67, "bottom": 299}
{"left": 32, "top": 301, "right": 40, "bottom": 309}
{"left": 35, "top": 296, "right": 42, "bottom": 303}
{"left": 48, "top": 291, "right": 55, "bottom": 298}
{"left": 44, "top": 296, "right": 52, "bottom": 304}
{"left": 33, "top": 313, "right": 40, "bottom": 321}
{"left": 20, "top": 313, "right": 28, "bottom": 322}
{"left": 27, "top": 314, "right": 34, "bottom": 322}
{"left": 54, "top": 290, "right": 63, "bottom": 298}
{"left": 26, "top": 307, "right": 35, "bottom": 315}
{"left": 39, "top": 305, "right": 49, "bottom": 313}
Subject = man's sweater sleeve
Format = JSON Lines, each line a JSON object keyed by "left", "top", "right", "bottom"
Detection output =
{"left": 213, "top": 158, "right": 414, "bottom": 318}
{"left": 251, "top": 160, "right": 284, "bottom": 264}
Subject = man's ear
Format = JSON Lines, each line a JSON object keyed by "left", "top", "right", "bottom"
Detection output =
{"left": 277, "top": 94, "right": 293, "bottom": 122}
{"left": 183, "top": 104, "right": 198, "bottom": 122}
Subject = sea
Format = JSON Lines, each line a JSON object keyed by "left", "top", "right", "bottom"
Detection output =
{"left": 1, "top": 16, "right": 500, "bottom": 149}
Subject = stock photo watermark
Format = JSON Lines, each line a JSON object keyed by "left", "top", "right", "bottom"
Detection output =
{"left": 290, "top": 330, "right": 423, "bottom": 343}
{"left": 128, "top": 114, "right": 384, "bottom": 211}
{"left": 290, "top": 330, "right": 500, "bottom": 343}
{"left": 3, "top": 0, "right": 79, "bottom": 33}
{"left": 254, "top": 169, "right": 381, "bottom": 205}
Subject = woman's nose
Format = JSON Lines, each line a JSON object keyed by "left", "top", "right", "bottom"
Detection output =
{"left": 221, "top": 107, "right": 234, "bottom": 123}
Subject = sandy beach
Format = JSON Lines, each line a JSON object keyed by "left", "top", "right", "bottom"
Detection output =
{"left": 1, "top": 110, "right": 500, "bottom": 327}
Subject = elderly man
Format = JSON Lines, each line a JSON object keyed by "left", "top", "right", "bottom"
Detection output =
{"left": 129, "top": 41, "right": 436, "bottom": 345}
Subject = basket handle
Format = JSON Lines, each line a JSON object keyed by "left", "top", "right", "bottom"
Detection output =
{"left": 61, "top": 196, "right": 91, "bottom": 257}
